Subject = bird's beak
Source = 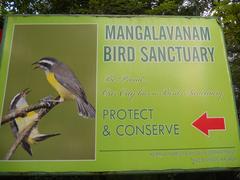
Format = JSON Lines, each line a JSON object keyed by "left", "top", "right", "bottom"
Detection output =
{"left": 21, "top": 88, "right": 31, "bottom": 96}
{"left": 32, "top": 61, "right": 40, "bottom": 69}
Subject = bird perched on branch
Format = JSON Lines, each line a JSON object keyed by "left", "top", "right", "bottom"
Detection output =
{"left": 32, "top": 57, "right": 95, "bottom": 118}
{"left": 9, "top": 89, "right": 60, "bottom": 156}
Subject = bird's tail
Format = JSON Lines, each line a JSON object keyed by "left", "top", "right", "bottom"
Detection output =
{"left": 32, "top": 133, "right": 61, "bottom": 142}
{"left": 76, "top": 98, "right": 95, "bottom": 118}
{"left": 22, "top": 141, "right": 32, "bottom": 156}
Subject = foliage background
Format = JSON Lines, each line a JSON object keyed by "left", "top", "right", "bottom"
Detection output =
{"left": 0, "top": 0, "right": 239, "bottom": 179}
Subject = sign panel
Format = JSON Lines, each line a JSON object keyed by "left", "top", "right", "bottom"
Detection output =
{"left": 0, "top": 16, "right": 239, "bottom": 173}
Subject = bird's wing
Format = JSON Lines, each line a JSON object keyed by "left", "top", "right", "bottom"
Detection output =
{"left": 21, "top": 141, "right": 32, "bottom": 156}
{"left": 11, "top": 118, "right": 33, "bottom": 156}
{"left": 9, "top": 120, "right": 19, "bottom": 139}
{"left": 32, "top": 133, "right": 61, "bottom": 142}
{"left": 10, "top": 116, "right": 31, "bottom": 138}
{"left": 54, "top": 63, "right": 88, "bottom": 102}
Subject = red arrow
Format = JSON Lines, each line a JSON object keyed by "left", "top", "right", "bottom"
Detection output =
{"left": 192, "top": 112, "right": 225, "bottom": 136}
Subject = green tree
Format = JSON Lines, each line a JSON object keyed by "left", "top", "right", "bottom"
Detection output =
{"left": 212, "top": 0, "right": 240, "bottom": 110}
{"left": 0, "top": 0, "right": 90, "bottom": 14}
{"left": 145, "top": 0, "right": 181, "bottom": 15}
{"left": 88, "top": 0, "right": 151, "bottom": 14}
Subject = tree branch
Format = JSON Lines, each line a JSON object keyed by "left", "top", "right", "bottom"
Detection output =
{"left": 0, "top": 96, "right": 60, "bottom": 125}
{"left": 3, "top": 96, "right": 60, "bottom": 160}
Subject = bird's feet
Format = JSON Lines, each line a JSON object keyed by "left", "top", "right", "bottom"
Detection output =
{"left": 40, "top": 96, "right": 63, "bottom": 107}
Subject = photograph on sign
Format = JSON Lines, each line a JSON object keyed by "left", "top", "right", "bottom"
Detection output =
{"left": 0, "top": 24, "right": 97, "bottom": 160}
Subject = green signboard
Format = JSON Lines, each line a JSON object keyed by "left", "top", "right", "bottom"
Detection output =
{"left": 0, "top": 15, "right": 239, "bottom": 173}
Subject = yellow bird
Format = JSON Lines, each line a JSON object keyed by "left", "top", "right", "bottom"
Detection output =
{"left": 33, "top": 57, "right": 95, "bottom": 118}
{"left": 9, "top": 89, "right": 60, "bottom": 156}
